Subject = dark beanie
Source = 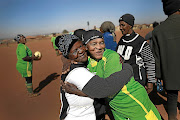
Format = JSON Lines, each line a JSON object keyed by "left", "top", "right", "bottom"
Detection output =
{"left": 74, "top": 29, "right": 87, "bottom": 41}
{"left": 83, "top": 30, "right": 103, "bottom": 44}
{"left": 119, "top": 14, "right": 135, "bottom": 26}
{"left": 162, "top": 0, "right": 180, "bottom": 15}
{"left": 55, "top": 34, "right": 79, "bottom": 58}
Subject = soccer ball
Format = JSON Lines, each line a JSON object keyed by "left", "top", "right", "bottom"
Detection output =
{"left": 34, "top": 51, "right": 42, "bottom": 59}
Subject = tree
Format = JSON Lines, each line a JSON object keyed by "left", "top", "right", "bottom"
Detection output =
{"left": 62, "top": 29, "right": 69, "bottom": 34}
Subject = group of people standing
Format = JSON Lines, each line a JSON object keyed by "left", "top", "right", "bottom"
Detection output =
{"left": 58, "top": 10, "right": 159, "bottom": 120}
{"left": 58, "top": 29, "right": 161, "bottom": 120}
{"left": 58, "top": 0, "right": 180, "bottom": 120}
{"left": 14, "top": 0, "right": 180, "bottom": 119}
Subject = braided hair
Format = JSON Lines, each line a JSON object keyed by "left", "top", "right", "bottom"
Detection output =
{"left": 100, "top": 21, "right": 116, "bottom": 41}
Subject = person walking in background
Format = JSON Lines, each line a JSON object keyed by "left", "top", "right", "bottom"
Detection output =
{"left": 51, "top": 33, "right": 61, "bottom": 56}
{"left": 116, "top": 13, "right": 156, "bottom": 94}
{"left": 100, "top": 21, "right": 117, "bottom": 51}
{"left": 14, "top": 34, "right": 40, "bottom": 97}
{"left": 145, "top": 21, "right": 159, "bottom": 49}
{"left": 152, "top": 0, "right": 180, "bottom": 119}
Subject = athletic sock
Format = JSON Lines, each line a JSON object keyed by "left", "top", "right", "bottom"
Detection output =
{"left": 25, "top": 83, "right": 33, "bottom": 93}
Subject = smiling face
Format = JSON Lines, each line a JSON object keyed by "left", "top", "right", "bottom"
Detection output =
{"left": 68, "top": 40, "right": 88, "bottom": 63}
{"left": 86, "top": 38, "right": 105, "bottom": 60}
{"left": 119, "top": 21, "right": 133, "bottom": 35}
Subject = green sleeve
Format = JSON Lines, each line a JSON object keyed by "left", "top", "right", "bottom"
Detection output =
{"left": 103, "top": 52, "right": 122, "bottom": 78}
{"left": 18, "top": 45, "right": 27, "bottom": 59}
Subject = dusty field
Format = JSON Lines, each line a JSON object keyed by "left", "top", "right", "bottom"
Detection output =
{"left": 0, "top": 29, "right": 180, "bottom": 120}
{"left": 0, "top": 37, "right": 62, "bottom": 120}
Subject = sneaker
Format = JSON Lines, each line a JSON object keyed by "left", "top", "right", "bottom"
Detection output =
{"left": 28, "top": 92, "right": 41, "bottom": 97}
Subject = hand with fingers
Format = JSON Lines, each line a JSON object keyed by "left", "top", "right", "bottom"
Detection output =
{"left": 60, "top": 80, "right": 88, "bottom": 97}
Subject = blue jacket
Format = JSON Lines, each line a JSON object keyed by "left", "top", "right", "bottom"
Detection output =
{"left": 103, "top": 32, "right": 117, "bottom": 51}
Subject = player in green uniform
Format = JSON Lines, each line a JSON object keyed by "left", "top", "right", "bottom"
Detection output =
{"left": 62, "top": 30, "right": 161, "bottom": 120}
{"left": 51, "top": 33, "right": 61, "bottom": 56}
{"left": 14, "top": 34, "right": 40, "bottom": 97}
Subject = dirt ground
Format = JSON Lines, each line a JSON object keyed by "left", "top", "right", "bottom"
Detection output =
{"left": 0, "top": 29, "right": 180, "bottom": 120}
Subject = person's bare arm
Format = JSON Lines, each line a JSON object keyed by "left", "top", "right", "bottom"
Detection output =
{"left": 22, "top": 55, "right": 39, "bottom": 61}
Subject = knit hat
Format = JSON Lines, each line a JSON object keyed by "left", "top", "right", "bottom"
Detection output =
{"left": 14, "top": 34, "right": 24, "bottom": 43}
{"left": 55, "top": 34, "right": 79, "bottom": 58}
{"left": 74, "top": 29, "right": 87, "bottom": 41}
{"left": 162, "top": 0, "right": 180, "bottom": 15}
{"left": 119, "top": 14, "right": 135, "bottom": 26}
{"left": 83, "top": 30, "right": 103, "bottom": 44}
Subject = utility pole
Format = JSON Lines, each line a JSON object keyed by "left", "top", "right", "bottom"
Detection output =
{"left": 87, "top": 21, "right": 89, "bottom": 30}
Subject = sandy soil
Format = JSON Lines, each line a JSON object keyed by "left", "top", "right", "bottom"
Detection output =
{"left": 0, "top": 37, "right": 62, "bottom": 120}
{"left": 0, "top": 29, "right": 180, "bottom": 120}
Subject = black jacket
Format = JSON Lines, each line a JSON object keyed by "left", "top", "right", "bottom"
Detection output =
{"left": 152, "top": 14, "right": 180, "bottom": 90}
{"left": 116, "top": 31, "right": 156, "bottom": 86}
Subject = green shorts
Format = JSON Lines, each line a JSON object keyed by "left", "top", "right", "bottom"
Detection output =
{"left": 16, "top": 62, "right": 32, "bottom": 77}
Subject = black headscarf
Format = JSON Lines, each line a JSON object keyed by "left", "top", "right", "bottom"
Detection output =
{"left": 55, "top": 34, "right": 79, "bottom": 58}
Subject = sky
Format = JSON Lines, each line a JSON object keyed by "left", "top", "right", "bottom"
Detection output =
{"left": 0, "top": 0, "right": 167, "bottom": 39}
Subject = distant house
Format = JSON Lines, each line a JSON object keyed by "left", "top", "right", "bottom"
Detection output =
{"left": 142, "top": 24, "right": 150, "bottom": 29}
{"left": 133, "top": 24, "right": 141, "bottom": 29}
{"left": 149, "top": 24, "right": 153, "bottom": 27}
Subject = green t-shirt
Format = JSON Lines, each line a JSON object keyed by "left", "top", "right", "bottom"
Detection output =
{"left": 87, "top": 49, "right": 161, "bottom": 120}
{"left": 87, "top": 49, "right": 122, "bottom": 78}
{"left": 51, "top": 36, "right": 58, "bottom": 49}
{"left": 16, "top": 43, "right": 32, "bottom": 77}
